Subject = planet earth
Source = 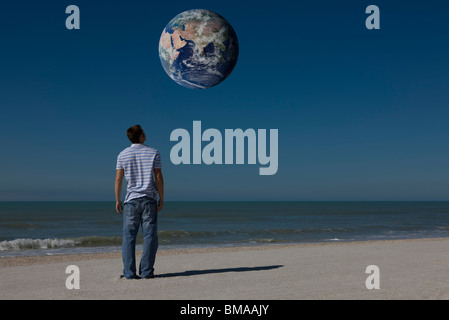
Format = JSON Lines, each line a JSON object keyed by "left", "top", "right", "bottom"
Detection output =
{"left": 159, "top": 9, "right": 239, "bottom": 89}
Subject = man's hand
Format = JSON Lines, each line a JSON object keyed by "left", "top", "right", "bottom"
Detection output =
{"left": 116, "top": 201, "right": 123, "bottom": 215}
{"left": 157, "top": 200, "right": 164, "bottom": 212}
{"left": 115, "top": 169, "right": 124, "bottom": 214}
{"left": 154, "top": 168, "right": 164, "bottom": 213}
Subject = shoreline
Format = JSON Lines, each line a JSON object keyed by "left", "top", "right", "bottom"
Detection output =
{"left": 1, "top": 236, "right": 447, "bottom": 268}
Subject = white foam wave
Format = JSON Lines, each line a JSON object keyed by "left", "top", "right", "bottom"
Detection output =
{"left": 0, "top": 238, "right": 78, "bottom": 251}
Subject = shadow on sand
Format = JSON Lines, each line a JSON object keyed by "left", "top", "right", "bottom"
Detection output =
{"left": 157, "top": 265, "right": 283, "bottom": 278}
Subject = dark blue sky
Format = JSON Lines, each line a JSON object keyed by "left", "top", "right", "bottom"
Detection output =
{"left": 0, "top": 0, "right": 448, "bottom": 201}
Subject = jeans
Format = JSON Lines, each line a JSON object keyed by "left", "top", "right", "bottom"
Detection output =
{"left": 122, "top": 196, "right": 158, "bottom": 279}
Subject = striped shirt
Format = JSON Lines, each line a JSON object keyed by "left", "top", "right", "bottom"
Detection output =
{"left": 116, "top": 144, "right": 162, "bottom": 203}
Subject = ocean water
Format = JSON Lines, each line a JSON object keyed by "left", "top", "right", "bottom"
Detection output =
{"left": 1, "top": 201, "right": 449, "bottom": 257}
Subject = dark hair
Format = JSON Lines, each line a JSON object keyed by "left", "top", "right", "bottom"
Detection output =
{"left": 127, "top": 125, "right": 144, "bottom": 143}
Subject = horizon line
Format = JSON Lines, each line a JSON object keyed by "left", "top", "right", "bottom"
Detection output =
{"left": 1, "top": 200, "right": 449, "bottom": 203}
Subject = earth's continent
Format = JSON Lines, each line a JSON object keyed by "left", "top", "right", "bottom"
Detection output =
{"left": 159, "top": 9, "right": 239, "bottom": 89}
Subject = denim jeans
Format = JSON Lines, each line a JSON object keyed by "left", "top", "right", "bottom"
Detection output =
{"left": 122, "top": 196, "right": 158, "bottom": 279}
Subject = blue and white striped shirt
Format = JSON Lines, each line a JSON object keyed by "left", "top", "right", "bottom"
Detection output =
{"left": 116, "top": 144, "right": 162, "bottom": 203}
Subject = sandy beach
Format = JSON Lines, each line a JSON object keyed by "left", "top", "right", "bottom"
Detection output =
{"left": 1, "top": 238, "right": 448, "bottom": 300}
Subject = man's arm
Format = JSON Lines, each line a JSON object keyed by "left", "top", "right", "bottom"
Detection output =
{"left": 115, "top": 169, "right": 124, "bottom": 214}
{"left": 154, "top": 168, "right": 164, "bottom": 212}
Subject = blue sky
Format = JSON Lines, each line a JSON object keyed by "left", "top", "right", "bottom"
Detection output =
{"left": 0, "top": 0, "right": 448, "bottom": 201}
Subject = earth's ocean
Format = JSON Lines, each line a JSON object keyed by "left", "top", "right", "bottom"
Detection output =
{"left": 1, "top": 201, "right": 449, "bottom": 257}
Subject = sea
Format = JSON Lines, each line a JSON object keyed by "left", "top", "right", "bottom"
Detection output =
{"left": 1, "top": 201, "right": 449, "bottom": 257}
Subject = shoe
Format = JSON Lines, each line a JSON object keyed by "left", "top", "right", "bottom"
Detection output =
{"left": 120, "top": 274, "right": 141, "bottom": 280}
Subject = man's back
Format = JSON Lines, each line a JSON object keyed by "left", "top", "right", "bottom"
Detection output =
{"left": 116, "top": 144, "right": 162, "bottom": 203}
{"left": 115, "top": 125, "right": 164, "bottom": 279}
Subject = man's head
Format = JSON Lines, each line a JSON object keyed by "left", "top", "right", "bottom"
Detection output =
{"left": 127, "top": 125, "right": 146, "bottom": 144}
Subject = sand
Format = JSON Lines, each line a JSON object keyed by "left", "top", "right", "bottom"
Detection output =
{"left": 1, "top": 238, "right": 448, "bottom": 300}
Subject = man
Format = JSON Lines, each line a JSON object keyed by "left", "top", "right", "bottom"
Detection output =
{"left": 115, "top": 125, "right": 164, "bottom": 279}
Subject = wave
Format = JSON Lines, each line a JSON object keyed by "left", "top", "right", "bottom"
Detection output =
{"left": 0, "top": 227, "right": 350, "bottom": 251}
{"left": 0, "top": 238, "right": 78, "bottom": 251}
{"left": 2, "top": 225, "right": 448, "bottom": 252}
{"left": 0, "top": 236, "right": 123, "bottom": 251}
{"left": 0, "top": 228, "right": 345, "bottom": 251}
